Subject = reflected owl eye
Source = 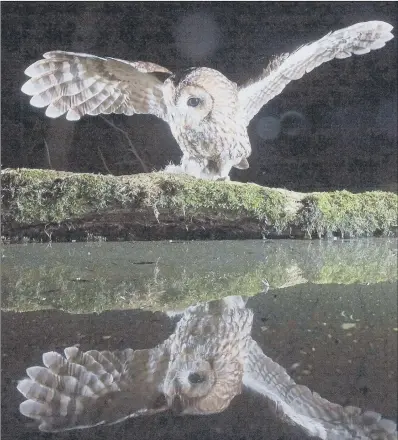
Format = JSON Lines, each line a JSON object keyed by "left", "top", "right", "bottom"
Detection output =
{"left": 188, "top": 372, "right": 206, "bottom": 384}
{"left": 187, "top": 97, "right": 201, "bottom": 107}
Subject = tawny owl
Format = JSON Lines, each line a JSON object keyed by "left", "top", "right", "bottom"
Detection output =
{"left": 17, "top": 295, "right": 397, "bottom": 439}
{"left": 21, "top": 21, "right": 394, "bottom": 180}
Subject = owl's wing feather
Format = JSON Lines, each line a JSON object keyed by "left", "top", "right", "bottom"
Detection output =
{"left": 238, "top": 21, "right": 394, "bottom": 124}
{"left": 17, "top": 345, "right": 170, "bottom": 432}
{"left": 243, "top": 338, "right": 397, "bottom": 439}
{"left": 21, "top": 51, "right": 172, "bottom": 121}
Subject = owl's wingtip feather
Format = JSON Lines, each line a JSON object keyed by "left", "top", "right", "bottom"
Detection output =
{"left": 362, "top": 20, "right": 394, "bottom": 43}
{"left": 45, "top": 104, "right": 65, "bottom": 119}
{"left": 29, "top": 94, "right": 49, "bottom": 108}
{"left": 17, "top": 378, "right": 34, "bottom": 398}
{"left": 19, "top": 399, "right": 47, "bottom": 418}
{"left": 66, "top": 109, "right": 82, "bottom": 121}
{"left": 374, "top": 20, "right": 394, "bottom": 33}
{"left": 23, "top": 65, "right": 36, "bottom": 78}
{"left": 377, "top": 417, "right": 397, "bottom": 435}
{"left": 21, "top": 79, "right": 36, "bottom": 95}
{"left": 376, "top": 21, "right": 394, "bottom": 42}
{"left": 355, "top": 20, "right": 393, "bottom": 34}
{"left": 42, "top": 351, "right": 62, "bottom": 369}
{"left": 26, "top": 366, "right": 45, "bottom": 381}
{"left": 359, "top": 410, "right": 397, "bottom": 439}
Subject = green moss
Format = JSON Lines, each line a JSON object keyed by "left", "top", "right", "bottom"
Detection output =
{"left": 2, "top": 169, "right": 131, "bottom": 224}
{"left": 1, "top": 168, "right": 397, "bottom": 239}
{"left": 1, "top": 168, "right": 292, "bottom": 231}
{"left": 298, "top": 191, "right": 398, "bottom": 238}
{"left": 154, "top": 175, "right": 291, "bottom": 230}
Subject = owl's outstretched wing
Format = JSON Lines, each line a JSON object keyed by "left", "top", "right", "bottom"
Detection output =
{"left": 21, "top": 51, "right": 172, "bottom": 121}
{"left": 243, "top": 338, "right": 397, "bottom": 440}
{"left": 238, "top": 21, "right": 394, "bottom": 125}
{"left": 17, "top": 344, "right": 170, "bottom": 432}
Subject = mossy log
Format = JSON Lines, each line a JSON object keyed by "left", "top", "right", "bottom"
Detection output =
{"left": 1, "top": 168, "right": 397, "bottom": 242}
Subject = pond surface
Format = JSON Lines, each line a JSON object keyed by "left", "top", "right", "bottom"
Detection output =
{"left": 1, "top": 239, "right": 397, "bottom": 439}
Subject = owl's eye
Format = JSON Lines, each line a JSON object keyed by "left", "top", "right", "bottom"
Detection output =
{"left": 187, "top": 97, "right": 202, "bottom": 107}
{"left": 188, "top": 372, "right": 206, "bottom": 384}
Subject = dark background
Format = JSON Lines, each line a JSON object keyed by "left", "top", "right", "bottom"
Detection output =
{"left": 1, "top": 1, "right": 397, "bottom": 191}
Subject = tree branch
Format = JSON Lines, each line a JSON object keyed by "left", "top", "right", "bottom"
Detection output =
{"left": 99, "top": 116, "right": 149, "bottom": 173}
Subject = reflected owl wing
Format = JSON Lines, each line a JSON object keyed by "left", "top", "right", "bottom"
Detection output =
{"left": 17, "top": 344, "right": 170, "bottom": 432}
{"left": 21, "top": 51, "right": 172, "bottom": 121}
{"left": 243, "top": 338, "right": 397, "bottom": 440}
{"left": 238, "top": 21, "right": 394, "bottom": 125}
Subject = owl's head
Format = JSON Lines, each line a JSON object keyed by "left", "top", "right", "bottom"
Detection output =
{"left": 163, "top": 67, "right": 238, "bottom": 130}
{"left": 163, "top": 354, "right": 243, "bottom": 415}
{"left": 168, "top": 357, "right": 216, "bottom": 398}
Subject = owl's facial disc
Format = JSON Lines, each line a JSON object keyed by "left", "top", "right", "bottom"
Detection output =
{"left": 164, "top": 358, "right": 216, "bottom": 409}
{"left": 177, "top": 361, "right": 215, "bottom": 396}
{"left": 176, "top": 85, "right": 213, "bottom": 128}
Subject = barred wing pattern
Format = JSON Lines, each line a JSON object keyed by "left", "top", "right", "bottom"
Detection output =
{"left": 238, "top": 21, "right": 394, "bottom": 125}
{"left": 20, "top": 21, "right": 393, "bottom": 181}
{"left": 17, "top": 295, "right": 397, "bottom": 438}
{"left": 16, "top": 295, "right": 252, "bottom": 432}
{"left": 21, "top": 51, "right": 172, "bottom": 121}
{"left": 243, "top": 338, "right": 397, "bottom": 440}
{"left": 17, "top": 344, "right": 170, "bottom": 432}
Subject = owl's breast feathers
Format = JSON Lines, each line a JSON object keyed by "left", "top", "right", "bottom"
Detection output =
{"left": 175, "top": 117, "right": 251, "bottom": 162}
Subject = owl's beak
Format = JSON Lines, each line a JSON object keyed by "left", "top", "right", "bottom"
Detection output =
{"left": 170, "top": 395, "right": 184, "bottom": 415}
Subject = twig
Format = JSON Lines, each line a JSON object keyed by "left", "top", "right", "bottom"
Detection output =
{"left": 99, "top": 116, "right": 149, "bottom": 173}
{"left": 43, "top": 138, "right": 53, "bottom": 169}
{"left": 97, "top": 146, "right": 112, "bottom": 174}
{"left": 44, "top": 223, "right": 53, "bottom": 243}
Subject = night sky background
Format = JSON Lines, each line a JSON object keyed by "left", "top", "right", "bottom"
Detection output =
{"left": 1, "top": 2, "right": 397, "bottom": 191}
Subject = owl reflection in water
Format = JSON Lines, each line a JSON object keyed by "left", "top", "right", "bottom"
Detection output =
{"left": 21, "top": 21, "right": 393, "bottom": 180}
{"left": 18, "top": 295, "right": 397, "bottom": 439}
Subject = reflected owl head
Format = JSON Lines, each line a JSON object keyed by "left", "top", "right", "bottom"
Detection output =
{"left": 164, "top": 356, "right": 216, "bottom": 413}
{"left": 163, "top": 354, "right": 243, "bottom": 415}
{"left": 167, "top": 358, "right": 216, "bottom": 400}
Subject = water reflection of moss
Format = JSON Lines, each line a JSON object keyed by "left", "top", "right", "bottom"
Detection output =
{"left": 313, "top": 254, "right": 397, "bottom": 285}
{"left": 3, "top": 241, "right": 396, "bottom": 313}
{"left": 2, "top": 266, "right": 268, "bottom": 314}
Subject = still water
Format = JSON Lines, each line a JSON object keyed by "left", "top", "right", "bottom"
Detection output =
{"left": 1, "top": 239, "right": 397, "bottom": 439}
